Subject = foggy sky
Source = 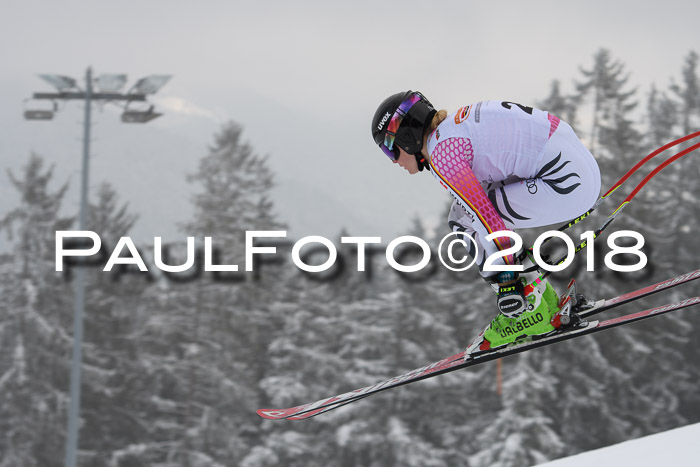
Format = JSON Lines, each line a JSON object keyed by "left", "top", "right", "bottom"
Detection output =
{"left": 1, "top": 0, "right": 698, "bottom": 246}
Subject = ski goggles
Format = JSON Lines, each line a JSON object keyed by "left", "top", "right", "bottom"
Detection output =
{"left": 379, "top": 92, "right": 424, "bottom": 161}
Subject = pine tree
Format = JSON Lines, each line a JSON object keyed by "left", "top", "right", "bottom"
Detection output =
{"left": 0, "top": 154, "right": 74, "bottom": 467}
{"left": 538, "top": 80, "right": 578, "bottom": 129}
{"left": 73, "top": 183, "right": 160, "bottom": 463}
{"left": 470, "top": 352, "right": 565, "bottom": 467}
{"left": 628, "top": 52, "right": 700, "bottom": 434}
{"left": 184, "top": 121, "right": 280, "bottom": 241}
{"left": 571, "top": 50, "right": 700, "bottom": 447}
{"left": 575, "top": 49, "right": 642, "bottom": 177}
{"left": 572, "top": 49, "right": 645, "bottom": 301}
{"left": 646, "top": 85, "right": 678, "bottom": 148}
{"left": 670, "top": 51, "right": 700, "bottom": 137}
{"left": 664, "top": 50, "right": 700, "bottom": 257}
{"left": 664, "top": 50, "right": 700, "bottom": 422}
{"left": 119, "top": 121, "right": 286, "bottom": 465}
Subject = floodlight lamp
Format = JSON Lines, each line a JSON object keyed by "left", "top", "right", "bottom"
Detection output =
{"left": 38, "top": 74, "right": 77, "bottom": 91}
{"left": 130, "top": 75, "right": 172, "bottom": 95}
{"left": 24, "top": 110, "right": 54, "bottom": 121}
{"left": 121, "top": 106, "right": 162, "bottom": 123}
{"left": 96, "top": 74, "right": 127, "bottom": 93}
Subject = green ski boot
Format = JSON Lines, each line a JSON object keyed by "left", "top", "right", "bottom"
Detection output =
{"left": 466, "top": 271, "right": 561, "bottom": 355}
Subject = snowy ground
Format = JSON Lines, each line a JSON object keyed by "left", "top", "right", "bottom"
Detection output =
{"left": 536, "top": 422, "right": 700, "bottom": 466}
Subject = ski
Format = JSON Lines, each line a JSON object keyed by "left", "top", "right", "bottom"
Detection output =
{"left": 257, "top": 269, "right": 700, "bottom": 421}
{"left": 280, "top": 295, "right": 700, "bottom": 421}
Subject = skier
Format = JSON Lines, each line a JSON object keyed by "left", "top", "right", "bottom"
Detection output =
{"left": 371, "top": 91, "right": 601, "bottom": 354}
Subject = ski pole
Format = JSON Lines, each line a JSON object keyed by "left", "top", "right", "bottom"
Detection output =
{"left": 601, "top": 130, "right": 700, "bottom": 199}
{"left": 531, "top": 130, "right": 700, "bottom": 247}
{"left": 539, "top": 139, "right": 700, "bottom": 278}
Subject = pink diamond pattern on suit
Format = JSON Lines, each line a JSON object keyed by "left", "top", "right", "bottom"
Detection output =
{"left": 548, "top": 114, "right": 560, "bottom": 138}
{"left": 431, "top": 137, "right": 514, "bottom": 261}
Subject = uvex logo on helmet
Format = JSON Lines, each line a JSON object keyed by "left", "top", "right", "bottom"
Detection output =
{"left": 377, "top": 112, "right": 391, "bottom": 131}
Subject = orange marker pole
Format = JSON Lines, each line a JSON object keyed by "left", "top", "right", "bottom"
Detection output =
{"left": 497, "top": 359, "right": 502, "bottom": 396}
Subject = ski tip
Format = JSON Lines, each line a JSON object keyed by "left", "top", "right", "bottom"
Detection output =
{"left": 257, "top": 408, "right": 290, "bottom": 420}
{"left": 257, "top": 407, "right": 329, "bottom": 421}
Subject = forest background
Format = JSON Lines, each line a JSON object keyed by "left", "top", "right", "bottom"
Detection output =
{"left": 1, "top": 49, "right": 700, "bottom": 467}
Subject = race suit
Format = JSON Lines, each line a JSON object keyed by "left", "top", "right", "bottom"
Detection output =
{"left": 426, "top": 100, "right": 601, "bottom": 278}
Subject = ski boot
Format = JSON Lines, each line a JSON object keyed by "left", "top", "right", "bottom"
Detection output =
{"left": 465, "top": 269, "right": 561, "bottom": 357}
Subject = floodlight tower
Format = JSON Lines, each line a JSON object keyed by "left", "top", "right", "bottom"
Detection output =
{"left": 24, "top": 67, "right": 171, "bottom": 467}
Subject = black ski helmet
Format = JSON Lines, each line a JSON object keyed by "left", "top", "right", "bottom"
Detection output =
{"left": 371, "top": 90, "right": 436, "bottom": 168}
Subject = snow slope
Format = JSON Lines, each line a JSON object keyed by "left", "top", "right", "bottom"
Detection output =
{"left": 536, "top": 422, "right": 700, "bottom": 467}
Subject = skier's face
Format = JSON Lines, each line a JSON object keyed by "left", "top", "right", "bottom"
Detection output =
{"left": 395, "top": 147, "right": 419, "bottom": 174}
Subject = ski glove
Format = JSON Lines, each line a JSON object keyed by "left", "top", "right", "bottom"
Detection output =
{"left": 495, "top": 271, "right": 527, "bottom": 318}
